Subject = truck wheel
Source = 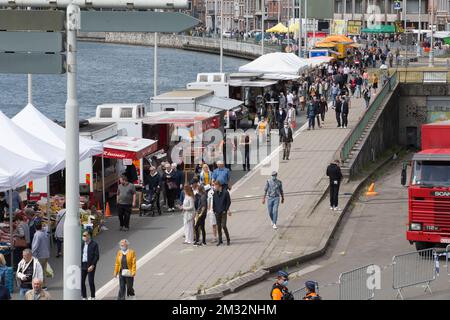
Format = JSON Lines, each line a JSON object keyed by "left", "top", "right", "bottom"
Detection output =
{"left": 415, "top": 241, "right": 432, "bottom": 252}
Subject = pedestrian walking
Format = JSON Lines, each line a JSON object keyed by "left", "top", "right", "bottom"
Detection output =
{"left": 211, "top": 160, "right": 231, "bottom": 191}
{"left": 262, "top": 171, "right": 284, "bottom": 229}
{"left": 333, "top": 96, "right": 342, "bottom": 128}
{"left": 117, "top": 174, "right": 136, "bottom": 231}
{"left": 182, "top": 185, "right": 195, "bottom": 245}
{"left": 270, "top": 270, "right": 293, "bottom": 300}
{"left": 24, "top": 278, "right": 51, "bottom": 300}
{"left": 239, "top": 132, "right": 251, "bottom": 171}
{"left": 372, "top": 73, "right": 379, "bottom": 94}
{"left": 212, "top": 180, "right": 231, "bottom": 246}
{"left": 199, "top": 163, "right": 212, "bottom": 186}
{"left": 31, "top": 222, "right": 50, "bottom": 288}
{"left": 303, "top": 281, "right": 322, "bottom": 300}
{"left": 193, "top": 185, "right": 207, "bottom": 246}
{"left": 279, "top": 123, "right": 293, "bottom": 161}
{"left": 287, "top": 104, "right": 296, "bottom": 129}
{"left": 362, "top": 86, "right": 372, "bottom": 108}
{"left": 114, "top": 239, "right": 137, "bottom": 300}
{"left": 341, "top": 95, "right": 349, "bottom": 129}
{"left": 319, "top": 96, "right": 328, "bottom": 122}
{"left": 326, "top": 160, "right": 343, "bottom": 211}
{"left": 81, "top": 231, "right": 99, "bottom": 300}
{"left": 0, "top": 192, "right": 9, "bottom": 223}
{"left": 205, "top": 184, "right": 218, "bottom": 243}
{"left": 164, "top": 163, "right": 178, "bottom": 212}
{"left": 276, "top": 106, "right": 287, "bottom": 130}
{"left": 143, "top": 166, "right": 162, "bottom": 216}
{"left": 306, "top": 100, "right": 316, "bottom": 130}
{"left": 16, "top": 249, "right": 43, "bottom": 299}
{"left": 54, "top": 204, "right": 65, "bottom": 257}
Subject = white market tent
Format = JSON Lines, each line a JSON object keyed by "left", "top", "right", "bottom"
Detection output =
{"left": 13, "top": 103, "right": 103, "bottom": 161}
{"left": 0, "top": 145, "right": 48, "bottom": 192}
{"left": 0, "top": 110, "right": 66, "bottom": 174}
{"left": 238, "top": 52, "right": 308, "bottom": 75}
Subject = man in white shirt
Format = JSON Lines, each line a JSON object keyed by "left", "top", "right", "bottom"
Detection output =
{"left": 286, "top": 91, "right": 294, "bottom": 106}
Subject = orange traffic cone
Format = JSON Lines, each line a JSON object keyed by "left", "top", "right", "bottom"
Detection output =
{"left": 104, "top": 202, "right": 112, "bottom": 218}
{"left": 366, "top": 183, "right": 378, "bottom": 196}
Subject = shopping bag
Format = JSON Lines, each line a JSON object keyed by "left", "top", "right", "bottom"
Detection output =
{"left": 46, "top": 263, "right": 54, "bottom": 278}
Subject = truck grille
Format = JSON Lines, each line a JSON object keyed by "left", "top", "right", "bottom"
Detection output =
{"left": 412, "top": 197, "right": 450, "bottom": 232}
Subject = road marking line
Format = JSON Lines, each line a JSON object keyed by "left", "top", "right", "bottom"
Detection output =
{"left": 96, "top": 121, "right": 309, "bottom": 299}
{"left": 292, "top": 265, "right": 322, "bottom": 278}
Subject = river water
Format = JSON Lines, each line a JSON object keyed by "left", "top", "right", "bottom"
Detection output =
{"left": 0, "top": 42, "right": 248, "bottom": 121}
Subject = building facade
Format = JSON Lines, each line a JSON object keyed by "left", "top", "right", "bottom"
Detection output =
{"left": 333, "top": 0, "right": 450, "bottom": 30}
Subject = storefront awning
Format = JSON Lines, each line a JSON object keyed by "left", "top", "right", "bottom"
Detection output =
{"left": 143, "top": 111, "right": 221, "bottom": 131}
{"left": 260, "top": 74, "right": 301, "bottom": 81}
{"left": 197, "top": 96, "right": 243, "bottom": 113}
{"left": 362, "top": 25, "right": 396, "bottom": 34}
{"left": 102, "top": 136, "right": 158, "bottom": 160}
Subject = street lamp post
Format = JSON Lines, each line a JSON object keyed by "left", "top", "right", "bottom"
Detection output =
{"left": 220, "top": 0, "right": 223, "bottom": 71}
{"left": 429, "top": 0, "right": 434, "bottom": 67}
{"left": 261, "top": 0, "right": 265, "bottom": 55}
{"left": 417, "top": 0, "right": 421, "bottom": 57}
{"left": 303, "top": 0, "right": 307, "bottom": 57}
{"left": 298, "top": 0, "right": 302, "bottom": 57}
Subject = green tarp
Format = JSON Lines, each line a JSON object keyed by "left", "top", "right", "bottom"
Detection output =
{"left": 361, "top": 25, "right": 396, "bottom": 34}
{"left": 444, "top": 37, "right": 450, "bottom": 45}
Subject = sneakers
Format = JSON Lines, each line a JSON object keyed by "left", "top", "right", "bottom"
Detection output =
{"left": 330, "top": 206, "right": 334, "bottom": 210}
{"left": 273, "top": 224, "right": 278, "bottom": 229}
{"left": 333, "top": 207, "right": 341, "bottom": 211}
{"left": 89, "top": 297, "right": 96, "bottom": 300}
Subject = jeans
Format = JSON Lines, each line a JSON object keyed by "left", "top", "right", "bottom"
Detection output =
{"left": 316, "top": 114, "right": 321, "bottom": 127}
{"left": 341, "top": 113, "right": 348, "bottom": 127}
{"left": 215, "top": 212, "right": 230, "bottom": 243}
{"left": 364, "top": 98, "right": 370, "bottom": 108}
{"left": 118, "top": 204, "right": 132, "bottom": 229}
{"left": 282, "top": 142, "right": 291, "bottom": 160}
{"left": 81, "top": 263, "right": 96, "bottom": 298}
{"left": 194, "top": 215, "right": 206, "bottom": 244}
{"left": 118, "top": 275, "right": 135, "bottom": 300}
{"left": 335, "top": 112, "right": 341, "bottom": 127}
{"left": 355, "top": 85, "right": 361, "bottom": 98}
{"left": 267, "top": 197, "right": 280, "bottom": 225}
{"left": 308, "top": 116, "right": 315, "bottom": 129}
{"left": 330, "top": 181, "right": 340, "bottom": 207}
{"left": 56, "top": 237, "right": 63, "bottom": 255}
{"left": 38, "top": 258, "right": 48, "bottom": 287}
{"left": 19, "top": 287, "right": 30, "bottom": 299}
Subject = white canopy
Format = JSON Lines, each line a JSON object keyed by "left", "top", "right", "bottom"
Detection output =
{"left": 238, "top": 52, "right": 308, "bottom": 75}
{"left": 0, "top": 146, "right": 49, "bottom": 192}
{"left": 0, "top": 110, "right": 65, "bottom": 175}
{"left": 13, "top": 103, "right": 103, "bottom": 161}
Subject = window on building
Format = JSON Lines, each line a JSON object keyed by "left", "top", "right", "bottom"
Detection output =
{"left": 120, "top": 108, "right": 133, "bottom": 118}
{"left": 355, "top": 0, "right": 363, "bottom": 13}
{"left": 346, "top": 0, "right": 352, "bottom": 13}
{"left": 335, "top": 0, "right": 343, "bottom": 14}
{"left": 406, "top": 0, "right": 420, "bottom": 14}
{"left": 99, "top": 108, "right": 112, "bottom": 118}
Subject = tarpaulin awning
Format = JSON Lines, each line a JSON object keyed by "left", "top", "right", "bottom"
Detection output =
{"left": 266, "top": 23, "right": 288, "bottom": 33}
{"left": 315, "top": 42, "right": 337, "bottom": 48}
{"left": 260, "top": 74, "right": 301, "bottom": 81}
{"left": 229, "top": 79, "right": 278, "bottom": 87}
{"left": 12, "top": 103, "right": 103, "bottom": 161}
{"left": 197, "top": 96, "right": 243, "bottom": 113}
{"left": 362, "top": 25, "right": 396, "bottom": 33}
{"left": 322, "top": 35, "right": 353, "bottom": 43}
{"left": 143, "top": 111, "right": 221, "bottom": 131}
{"left": 103, "top": 136, "right": 158, "bottom": 160}
{"left": 239, "top": 52, "right": 308, "bottom": 75}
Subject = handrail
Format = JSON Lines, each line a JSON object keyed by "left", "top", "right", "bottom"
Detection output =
{"left": 340, "top": 71, "right": 398, "bottom": 162}
{"left": 394, "top": 69, "right": 450, "bottom": 84}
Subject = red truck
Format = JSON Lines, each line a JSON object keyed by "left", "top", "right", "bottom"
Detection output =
{"left": 402, "top": 121, "right": 450, "bottom": 250}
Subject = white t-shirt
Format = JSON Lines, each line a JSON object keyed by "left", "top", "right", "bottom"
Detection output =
{"left": 287, "top": 93, "right": 294, "bottom": 105}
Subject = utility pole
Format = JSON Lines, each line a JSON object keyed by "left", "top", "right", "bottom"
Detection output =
{"left": 262, "top": 0, "right": 265, "bottom": 55}
{"left": 220, "top": 0, "right": 223, "bottom": 71}
{"left": 304, "top": 0, "right": 307, "bottom": 57}
{"left": 417, "top": 0, "right": 421, "bottom": 57}
{"left": 64, "top": 3, "right": 81, "bottom": 300}
{"left": 214, "top": 0, "right": 217, "bottom": 36}
{"left": 298, "top": 0, "right": 302, "bottom": 57}
{"left": 287, "top": 0, "right": 290, "bottom": 44}
{"left": 429, "top": 0, "right": 434, "bottom": 67}
{"left": 154, "top": 32, "right": 158, "bottom": 96}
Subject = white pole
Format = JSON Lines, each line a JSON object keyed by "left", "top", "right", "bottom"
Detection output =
{"left": 287, "top": 0, "right": 290, "bottom": 44}
{"left": 429, "top": 0, "right": 434, "bottom": 67}
{"left": 304, "top": 0, "right": 308, "bottom": 57}
{"left": 46, "top": 176, "right": 52, "bottom": 242}
{"left": 343, "top": 0, "right": 346, "bottom": 19}
{"left": 417, "top": 0, "right": 421, "bottom": 57}
{"left": 312, "top": 18, "right": 316, "bottom": 47}
{"left": 298, "top": 0, "right": 302, "bottom": 57}
{"left": 8, "top": 190, "right": 13, "bottom": 267}
{"left": 101, "top": 156, "right": 105, "bottom": 211}
{"left": 220, "top": 0, "right": 223, "bottom": 72}
{"left": 278, "top": 0, "right": 280, "bottom": 23}
{"left": 261, "top": 0, "right": 265, "bottom": 55}
{"left": 214, "top": 0, "right": 217, "bottom": 36}
{"left": 154, "top": 32, "right": 158, "bottom": 96}
{"left": 64, "top": 3, "right": 81, "bottom": 300}
{"left": 27, "top": 74, "right": 32, "bottom": 105}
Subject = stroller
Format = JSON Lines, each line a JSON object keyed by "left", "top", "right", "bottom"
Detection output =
{"left": 140, "top": 189, "right": 160, "bottom": 217}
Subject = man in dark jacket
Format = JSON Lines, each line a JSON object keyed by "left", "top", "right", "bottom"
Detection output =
{"left": 143, "top": 166, "right": 162, "bottom": 216}
{"left": 279, "top": 123, "right": 294, "bottom": 160}
{"left": 81, "top": 231, "right": 100, "bottom": 300}
{"left": 319, "top": 96, "right": 328, "bottom": 122}
{"left": 341, "top": 95, "right": 349, "bottom": 129}
{"left": 326, "top": 160, "right": 343, "bottom": 211}
{"left": 333, "top": 96, "right": 342, "bottom": 128}
{"left": 212, "top": 180, "right": 231, "bottom": 246}
{"left": 275, "top": 107, "right": 287, "bottom": 130}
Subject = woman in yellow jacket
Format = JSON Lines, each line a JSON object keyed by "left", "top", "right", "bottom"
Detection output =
{"left": 114, "top": 239, "right": 137, "bottom": 300}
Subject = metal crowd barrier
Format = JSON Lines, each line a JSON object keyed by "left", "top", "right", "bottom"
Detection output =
{"left": 338, "top": 264, "right": 375, "bottom": 300}
{"left": 291, "top": 282, "right": 319, "bottom": 300}
{"left": 392, "top": 248, "right": 436, "bottom": 300}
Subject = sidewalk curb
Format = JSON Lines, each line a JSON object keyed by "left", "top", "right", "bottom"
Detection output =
{"left": 192, "top": 152, "right": 396, "bottom": 300}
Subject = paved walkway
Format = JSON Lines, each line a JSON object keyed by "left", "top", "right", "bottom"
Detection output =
{"left": 98, "top": 96, "right": 368, "bottom": 300}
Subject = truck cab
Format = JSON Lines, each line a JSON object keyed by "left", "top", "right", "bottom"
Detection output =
{"left": 403, "top": 122, "right": 450, "bottom": 250}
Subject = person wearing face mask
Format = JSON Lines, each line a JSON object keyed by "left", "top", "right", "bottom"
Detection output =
{"left": 24, "top": 278, "right": 51, "bottom": 300}
{"left": 270, "top": 270, "right": 293, "bottom": 300}
{"left": 262, "top": 171, "right": 284, "bottom": 230}
{"left": 81, "top": 231, "right": 99, "bottom": 300}
{"left": 279, "top": 122, "right": 293, "bottom": 161}
{"left": 114, "top": 239, "right": 137, "bottom": 300}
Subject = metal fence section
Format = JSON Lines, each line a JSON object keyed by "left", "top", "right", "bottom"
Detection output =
{"left": 291, "top": 282, "right": 320, "bottom": 300}
{"left": 423, "top": 71, "right": 448, "bottom": 83}
{"left": 392, "top": 248, "right": 437, "bottom": 300}
{"left": 338, "top": 264, "right": 376, "bottom": 300}
{"left": 340, "top": 71, "right": 398, "bottom": 161}
{"left": 394, "top": 69, "right": 450, "bottom": 84}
